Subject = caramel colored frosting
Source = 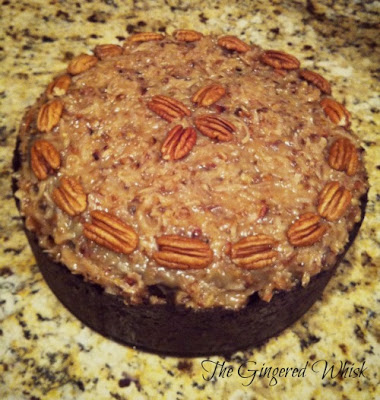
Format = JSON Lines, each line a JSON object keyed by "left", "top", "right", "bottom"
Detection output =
{"left": 15, "top": 32, "right": 367, "bottom": 309}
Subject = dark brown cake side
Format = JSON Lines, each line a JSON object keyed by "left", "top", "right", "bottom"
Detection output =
{"left": 13, "top": 143, "right": 367, "bottom": 356}
{"left": 21, "top": 208, "right": 367, "bottom": 357}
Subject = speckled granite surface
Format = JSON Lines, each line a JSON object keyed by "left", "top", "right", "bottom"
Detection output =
{"left": 0, "top": 0, "right": 379, "bottom": 399}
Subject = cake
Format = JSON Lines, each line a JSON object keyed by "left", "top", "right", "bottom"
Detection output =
{"left": 13, "top": 30, "right": 368, "bottom": 356}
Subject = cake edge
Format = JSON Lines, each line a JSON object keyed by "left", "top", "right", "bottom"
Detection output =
{"left": 12, "top": 137, "right": 368, "bottom": 356}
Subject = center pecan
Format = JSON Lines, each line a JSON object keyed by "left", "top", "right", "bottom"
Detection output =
{"left": 161, "top": 125, "right": 197, "bottom": 160}
{"left": 194, "top": 115, "right": 236, "bottom": 142}
{"left": 192, "top": 84, "right": 226, "bottom": 107}
{"left": 148, "top": 95, "right": 191, "bottom": 122}
{"left": 147, "top": 81, "right": 234, "bottom": 160}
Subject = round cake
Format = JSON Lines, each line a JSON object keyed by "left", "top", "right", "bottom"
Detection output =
{"left": 13, "top": 30, "right": 368, "bottom": 356}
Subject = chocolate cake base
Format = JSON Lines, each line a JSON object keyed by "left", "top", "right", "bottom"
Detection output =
{"left": 13, "top": 143, "right": 367, "bottom": 357}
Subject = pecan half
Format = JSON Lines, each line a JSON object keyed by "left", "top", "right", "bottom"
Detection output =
{"left": 37, "top": 99, "right": 64, "bottom": 132}
{"left": 328, "top": 137, "right": 359, "bottom": 176}
{"left": 94, "top": 44, "right": 123, "bottom": 59}
{"left": 320, "top": 98, "right": 350, "bottom": 127}
{"left": 194, "top": 115, "right": 236, "bottom": 142}
{"left": 46, "top": 75, "right": 71, "bottom": 98}
{"left": 83, "top": 210, "right": 138, "bottom": 254}
{"left": 30, "top": 140, "right": 60, "bottom": 180}
{"left": 192, "top": 84, "right": 226, "bottom": 107}
{"left": 128, "top": 32, "right": 165, "bottom": 43}
{"left": 52, "top": 177, "right": 87, "bottom": 216}
{"left": 153, "top": 235, "right": 213, "bottom": 269}
{"left": 299, "top": 69, "right": 331, "bottom": 95}
{"left": 147, "top": 95, "right": 191, "bottom": 122}
{"left": 228, "top": 234, "right": 277, "bottom": 269}
{"left": 260, "top": 50, "right": 300, "bottom": 70}
{"left": 161, "top": 125, "right": 197, "bottom": 160}
{"left": 173, "top": 29, "right": 203, "bottom": 42}
{"left": 287, "top": 213, "right": 327, "bottom": 247}
{"left": 318, "top": 182, "right": 352, "bottom": 221}
{"left": 217, "top": 35, "right": 250, "bottom": 53}
{"left": 67, "top": 54, "right": 98, "bottom": 75}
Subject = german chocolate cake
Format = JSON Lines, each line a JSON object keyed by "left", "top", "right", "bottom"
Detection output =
{"left": 13, "top": 30, "right": 368, "bottom": 355}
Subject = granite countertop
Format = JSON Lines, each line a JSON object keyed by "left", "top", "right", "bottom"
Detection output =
{"left": 0, "top": 0, "right": 379, "bottom": 399}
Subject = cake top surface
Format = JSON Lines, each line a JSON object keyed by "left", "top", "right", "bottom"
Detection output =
{"left": 16, "top": 31, "right": 367, "bottom": 309}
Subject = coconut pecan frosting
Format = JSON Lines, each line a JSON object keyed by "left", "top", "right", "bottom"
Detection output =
{"left": 15, "top": 30, "right": 367, "bottom": 309}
